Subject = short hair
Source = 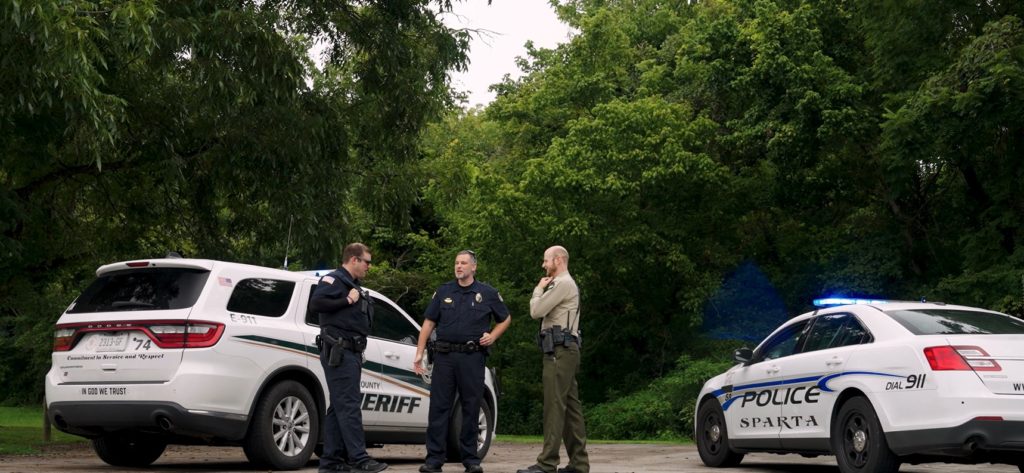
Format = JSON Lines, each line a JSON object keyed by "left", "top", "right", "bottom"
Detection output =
{"left": 342, "top": 243, "right": 370, "bottom": 263}
{"left": 457, "top": 249, "right": 477, "bottom": 264}
{"left": 550, "top": 246, "right": 569, "bottom": 261}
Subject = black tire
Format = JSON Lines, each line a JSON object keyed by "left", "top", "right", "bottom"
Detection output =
{"left": 832, "top": 396, "right": 901, "bottom": 473}
{"left": 447, "top": 397, "right": 495, "bottom": 462}
{"left": 695, "top": 400, "right": 744, "bottom": 467}
{"left": 91, "top": 432, "right": 167, "bottom": 467}
{"left": 243, "top": 380, "right": 319, "bottom": 470}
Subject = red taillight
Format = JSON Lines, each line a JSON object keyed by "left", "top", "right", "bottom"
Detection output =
{"left": 52, "top": 320, "right": 224, "bottom": 351}
{"left": 148, "top": 322, "right": 224, "bottom": 348}
{"left": 924, "top": 345, "right": 1001, "bottom": 371}
{"left": 125, "top": 261, "right": 149, "bottom": 267}
{"left": 53, "top": 327, "right": 77, "bottom": 351}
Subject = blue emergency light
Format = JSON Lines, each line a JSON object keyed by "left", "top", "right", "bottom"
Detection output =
{"left": 812, "top": 297, "right": 890, "bottom": 307}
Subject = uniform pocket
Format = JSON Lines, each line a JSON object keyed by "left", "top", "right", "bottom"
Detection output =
{"left": 438, "top": 304, "right": 458, "bottom": 328}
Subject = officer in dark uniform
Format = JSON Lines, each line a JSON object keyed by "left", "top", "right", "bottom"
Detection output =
{"left": 413, "top": 250, "right": 512, "bottom": 473}
{"left": 311, "top": 243, "right": 387, "bottom": 473}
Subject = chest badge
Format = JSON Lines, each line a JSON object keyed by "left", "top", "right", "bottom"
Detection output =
{"left": 475, "top": 293, "right": 483, "bottom": 303}
{"left": 443, "top": 297, "right": 453, "bottom": 304}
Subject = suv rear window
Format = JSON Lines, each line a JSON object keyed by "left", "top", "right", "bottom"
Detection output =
{"left": 68, "top": 268, "right": 211, "bottom": 313}
{"left": 886, "top": 309, "right": 1024, "bottom": 335}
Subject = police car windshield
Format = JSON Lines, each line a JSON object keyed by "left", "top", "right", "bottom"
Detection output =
{"left": 67, "top": 268, "right": 210, "bottom": 313}
{"left": 885, "top": 309, "right": 1024, "bottom": 335}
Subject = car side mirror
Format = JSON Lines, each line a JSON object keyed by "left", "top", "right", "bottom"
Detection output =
{"left": 734, "top": 347, "right": 753, "bottom": 364}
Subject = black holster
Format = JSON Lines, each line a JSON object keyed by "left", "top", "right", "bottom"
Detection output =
{"left": 321, "top": 331, "right": 367, "bottom": 367}
{"left": 537, "top": 325, "right": 578, "bottom": 355}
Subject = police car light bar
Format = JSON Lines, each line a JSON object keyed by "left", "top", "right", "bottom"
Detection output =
{"left": 813, "top": 297, "right": 890, "bottom": 307}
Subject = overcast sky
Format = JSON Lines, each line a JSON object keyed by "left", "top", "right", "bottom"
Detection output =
{"left": 442, "top": 0, "right": 575, "bottom": 107}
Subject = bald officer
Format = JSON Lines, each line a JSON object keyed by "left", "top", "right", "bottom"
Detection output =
{"left": 517, "top": 246, "right": 590, "bottom": 473}
{"left": 414, "top": 250, "right": 511, "bottom": 473}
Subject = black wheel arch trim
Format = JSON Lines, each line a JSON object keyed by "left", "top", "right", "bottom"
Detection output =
{"left": 246, "top": 365, "right": 326, "bottom": 430}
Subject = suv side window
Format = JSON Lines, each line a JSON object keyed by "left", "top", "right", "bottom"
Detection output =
{"left": 305, "top": 284, "right": 319, "bottom": 326}
{"left": 370, "top": 297, "right": 419, "bottom": 345}
{"left": 226, "top": 278, "right": 296, "bottom": 317}
{"left": 802, "top": 313, "right": 870, "bottom": 353}
{"left": 757, "top": 320, "right": 809, "bottom": 361}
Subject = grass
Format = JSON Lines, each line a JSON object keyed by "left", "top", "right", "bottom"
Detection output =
{"left": 0, "top": 406, "right": 88, "bottom": 455}
{"left": 496, "top": 434, "right": 692, "bottom": 445}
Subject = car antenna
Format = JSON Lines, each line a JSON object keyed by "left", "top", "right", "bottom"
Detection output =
{"left": 283, "top": 216, "right": 293, "bottom": 269}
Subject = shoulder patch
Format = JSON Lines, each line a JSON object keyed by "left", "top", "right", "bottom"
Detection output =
{"left": 321, "top": 275, "right": 336, "bottom": 285}
{"left": 431, "top": 291, "right": 437, "bottom": 300}
{"left": 497, "top": 292, "right": 503, "bottom": 302}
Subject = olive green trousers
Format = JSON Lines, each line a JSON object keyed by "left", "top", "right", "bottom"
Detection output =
{"left": 536, "top": 345, "right": 590, "bottom": 473}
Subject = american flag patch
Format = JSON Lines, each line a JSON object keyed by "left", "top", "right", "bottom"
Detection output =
{"left": 322, "top": 276, "right": 336, "bottom": 284}
{"left": 218, "top": 277, "right": 232, "bottom": 286}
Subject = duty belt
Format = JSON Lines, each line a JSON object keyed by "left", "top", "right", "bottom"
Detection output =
{"left": 319, "top": 331, "right": 367, "bottom": 353}
{"left": 432, "top": 340, "right": 482, "bottom": 353}
{"left": 537, "top": 326, "right": 580, "bottom": 354}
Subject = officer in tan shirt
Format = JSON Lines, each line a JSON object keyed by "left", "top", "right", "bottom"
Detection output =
{"left": 517, "top": 246, "right": 590, "bottom": 473}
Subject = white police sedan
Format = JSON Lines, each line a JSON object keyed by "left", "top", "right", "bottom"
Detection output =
{"left": 694, "top": 299, "right": 1024, "bottom": 473}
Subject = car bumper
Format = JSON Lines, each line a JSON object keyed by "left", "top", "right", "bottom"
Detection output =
{"left": 888, "top": 419, "right": 1024, "bottom": 459}
{"left": 48, "top": 400, "right": 248, "bottom": 440}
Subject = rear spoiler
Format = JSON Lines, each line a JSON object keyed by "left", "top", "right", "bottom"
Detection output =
{"left": 96, "top": 259, "right": 217, "bottom": 276}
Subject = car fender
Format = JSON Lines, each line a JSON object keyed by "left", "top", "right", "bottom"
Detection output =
{"left": 244, "top": 364, "right": 327, "bottom": 429}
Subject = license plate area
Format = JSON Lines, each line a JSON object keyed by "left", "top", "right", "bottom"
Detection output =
{"left": 89, "top": 331, "right": 129, "bottom": 352}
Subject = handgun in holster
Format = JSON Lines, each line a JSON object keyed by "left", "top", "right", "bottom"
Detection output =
{"left": 321, "top": 331, "right": 345, "bottom": 367}
{"left": 426, "top": 340, "right": 437, "bottom": 364}
{"left": 537, "top": 328, "right": 556, "bottom": 355}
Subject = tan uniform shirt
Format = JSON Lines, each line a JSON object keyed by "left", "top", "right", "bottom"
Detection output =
{"left": 529, "top": 272, "right": 580, "bottom": 335}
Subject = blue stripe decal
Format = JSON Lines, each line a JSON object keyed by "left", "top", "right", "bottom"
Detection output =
{"left": 816, "top": 371, "right": 903, "bottom": 392}
{"left": 714, "top": 371, "right": 903, "bottom": 410}
{"left": 719, "top": 375, "right": 823, "bottom": 411}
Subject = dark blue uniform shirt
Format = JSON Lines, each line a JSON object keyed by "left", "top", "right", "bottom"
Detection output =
{"left": 424, "top": 280, "right": 510, "bottom": 343}
{"left": 310, "top": 267, "right": 370, "bottom": 338}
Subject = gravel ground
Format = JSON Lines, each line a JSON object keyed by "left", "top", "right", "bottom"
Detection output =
{"left": 0, "top": 441, "right": 1019, "bottom": 473}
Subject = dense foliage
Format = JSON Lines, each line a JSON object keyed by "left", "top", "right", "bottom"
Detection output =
{"left": 4, "top": 0, "right": 1024, "bottom": 441}
{"left": 415, "top": 0, "right": 1024, "bottom": 436}
{"left": 0, "top": 0, "right": 469, "bottom": 403}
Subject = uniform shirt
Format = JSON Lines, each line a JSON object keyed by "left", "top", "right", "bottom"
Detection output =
{"left": 529, "top": 272, "right": 580, "bottom": 335}
{"left": 424, "top": 280, "right": 510, "bottom": 343}
{"left": 310, "top": 267, "right": 370, "bottom": 337}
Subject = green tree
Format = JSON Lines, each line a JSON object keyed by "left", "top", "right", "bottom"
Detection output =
{"left": 0, "top": 0, "right": 470, "bottom": 403}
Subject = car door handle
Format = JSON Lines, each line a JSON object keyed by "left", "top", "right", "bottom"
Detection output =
{"left": 384, "top": 351, "right": 400, "bottom": 360}
{"left": 826, "top": 356, "right": 843, "bottom": 367}
{"left": 766, "top": 366, "right": 780, "bottom": 374}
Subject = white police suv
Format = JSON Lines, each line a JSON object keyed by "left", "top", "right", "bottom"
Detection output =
{"left": 45, "top": 258, "right": 499, "bottom": 470}
{"left": 695, "top": 299, "right": 1024, "bottom": 473}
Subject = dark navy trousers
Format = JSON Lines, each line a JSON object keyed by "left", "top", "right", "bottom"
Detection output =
{"left": 426, "top": 350, "right": 486, "bottom": 467}
{"left": 320, "top": 348, "right": 370, "bottom": 469}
